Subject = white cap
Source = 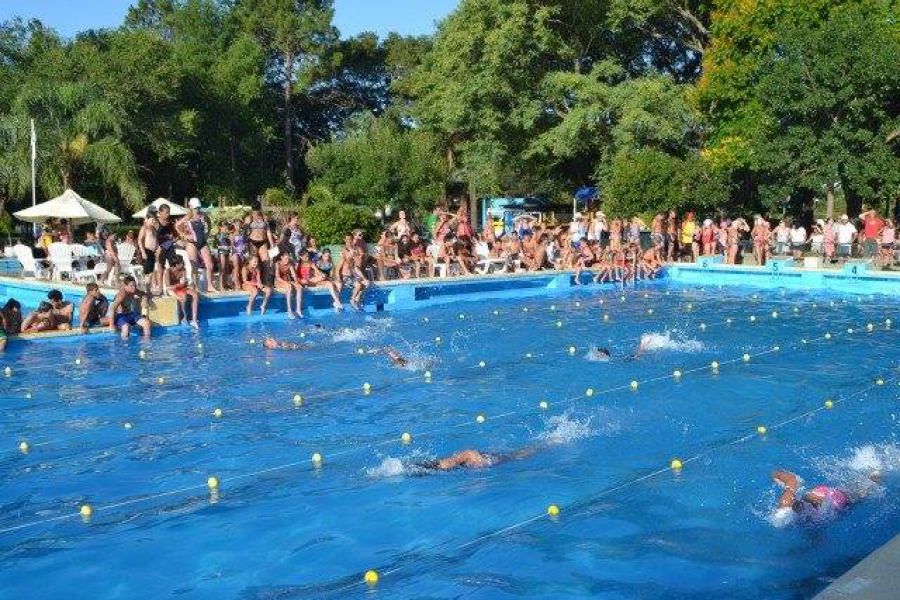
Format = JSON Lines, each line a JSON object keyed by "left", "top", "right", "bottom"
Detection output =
{"left": 574, "top": 212, "right": 583, "bottom": 219}
{"left": 840, "top": 214, "right": 849, "bottom": 221}
{"left": 188, "top": 197, "right": 202, "bottom": 209}
{"left": 703, "top": 219, "right": 713, "bottom": 226}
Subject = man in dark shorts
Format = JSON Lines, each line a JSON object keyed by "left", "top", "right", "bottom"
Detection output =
{"left": 78, "top": 282, "right": 110, "bottom": 333}
{"left": 109, "top": 276, "right": 151, "bottom": 339}
{"left": 155, "top": 204, "right": 179, "bottom": 281}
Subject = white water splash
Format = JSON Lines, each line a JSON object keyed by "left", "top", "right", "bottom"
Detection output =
{"left": 366, "top": 457, "right": 409, "bottom": 478}
{"left": 639, "top": 331, "right": 704, "bottom": 353}
{"left": 537, "top": 414, "right": 595, "bottom": 446}
{"left": 584, "top": 347, "right": 611, "bottom": 362}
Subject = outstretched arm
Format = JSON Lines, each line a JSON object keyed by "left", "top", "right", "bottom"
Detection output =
{"left": 773, "top": 470, "right": 799, "bottom": 508}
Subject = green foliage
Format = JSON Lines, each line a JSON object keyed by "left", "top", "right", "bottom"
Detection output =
{"left": 306, "top": 114, "right": 447, "bottom": 215}
{"left": 302, "top": 199, "right": 378, "bottom": 245}
{"left": 602, "top": 149, "right": 730, "bottom": 215}
{"left": 263, "top": 187, "right": 295, "bottom": 208}
{"left": 750, "top": 1, "right": 900, "bottom": 214}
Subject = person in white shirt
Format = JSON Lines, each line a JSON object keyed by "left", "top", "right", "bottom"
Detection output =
{"left": 835, "top": 214, "right": 857, "bottom": 258}
{"left": 789, "top": 221, "right": 807, "bottom": 259}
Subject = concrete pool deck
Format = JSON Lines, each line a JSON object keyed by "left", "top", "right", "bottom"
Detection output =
{"left": 814, "top": 534, "right": 900, "bottom": 600}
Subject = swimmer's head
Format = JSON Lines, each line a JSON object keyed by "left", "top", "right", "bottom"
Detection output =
{"left": 263, "top": 337, "right": 277, "bottom": 349}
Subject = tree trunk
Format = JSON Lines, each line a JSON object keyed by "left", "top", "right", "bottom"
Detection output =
{"left": 283, "top": 51, "right": 295, "bottom": 187}
{"left": 825, "top": 181, "right": 835, "bottom": 220}
{"left": 838, "top": 172, "right": 862, "bottom": 218}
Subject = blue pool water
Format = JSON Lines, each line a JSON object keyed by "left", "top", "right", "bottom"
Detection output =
{"left": 1, "top": 283, "right": 899, "bottom": 599}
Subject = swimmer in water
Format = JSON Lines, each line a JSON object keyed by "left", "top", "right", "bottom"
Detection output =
{"left": 365, "top": 346, "right": 409, "bottom": 367}
{"left": 771, "top": 469, "right": 882, "bottom": 525}
{"left": 585, "top": 346, "right": 611, "bottom": 361}
{"left": 585, "top": 336, "right": 650, "bottom": 361}
{"left": 263, "top": 336, "right": 309, "bottom": 350}
{"left": 417, "top": 448, "right": 537, "bottom": 472}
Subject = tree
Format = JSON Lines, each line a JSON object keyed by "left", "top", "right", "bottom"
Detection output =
{"left": 750, "top": 1, "right": 900, "bottom": 216}
{"left": 1, "top": 81, "right": 144, "bottom": 208}
{"left": 306, "top": 114, "right": 448, "bottom": 214}
{"left": 237, "top": 0, "right": 337, "bottom": 188}
{"left": 409, "top": 0, "right": 562, "bottom": 198}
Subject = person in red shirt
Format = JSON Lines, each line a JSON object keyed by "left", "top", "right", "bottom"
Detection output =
{"left": 860, "top": 209, "right": 885, "bottom": 258}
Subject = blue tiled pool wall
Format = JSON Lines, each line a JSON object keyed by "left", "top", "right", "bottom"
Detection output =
{"left": 2, "top": 262, "right": 898, "bottom": 331}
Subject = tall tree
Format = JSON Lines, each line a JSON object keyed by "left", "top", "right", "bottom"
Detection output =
{"left": 237, "top": 0, "right": 337, "bottom": 189}
{"left": 2, "top": 81, "right": 144, "bottom": 207}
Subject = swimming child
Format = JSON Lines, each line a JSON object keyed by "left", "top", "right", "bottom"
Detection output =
{"left": 770, "top": 468, "right": 882, "bottom": 526}
{"left": 263, "top": 336, "right": 309, "bottom": 350}
{"left": 585, "top": 346, "right": 611, "bottom": 361}
{"left": 415, "top": 448, "right": 537, "bottom": 472}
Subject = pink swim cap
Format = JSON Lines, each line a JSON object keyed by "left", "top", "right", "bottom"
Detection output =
{"left": 812, "top": 485, "right": 850, "bottom": 511}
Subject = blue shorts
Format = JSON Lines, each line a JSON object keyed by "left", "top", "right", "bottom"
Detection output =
{"left": 115, "top": 312, "right": 141, "bottom": 329}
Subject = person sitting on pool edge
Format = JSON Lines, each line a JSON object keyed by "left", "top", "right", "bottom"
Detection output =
{"left": 109, "top": 276, "right": 151, "bottom": 339}
{"left": 78, "top": 283, "right": 110, "bottom": 333}
{"left": 21, "top": 289, "right": 73, "bottom": 333}
{"left": 771, "top": 468, "right": 882, "bottom": 526}
{"left": 165, "top": 255, "right": 200, "bottom": 328}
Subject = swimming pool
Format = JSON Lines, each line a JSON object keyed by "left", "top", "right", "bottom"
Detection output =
{"left": 1, "top": 282, "right": 899, "bottom": 599}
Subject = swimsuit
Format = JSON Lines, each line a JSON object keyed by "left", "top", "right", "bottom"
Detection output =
{"left": 189, "top": 217, "right": 207, "bottom": 250}
{"left": 217, "top": 232, "right": 231, "bottom": 256}
{"left": 84, "top": 295, "right": 109, "bottom": 327}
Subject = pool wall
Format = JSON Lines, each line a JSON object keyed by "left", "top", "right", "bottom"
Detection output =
{"left": 666, "top": 262, "right": 900, "bottom": 295}
{"left": 3, "top": 259, "right": 899, "bottom": 341}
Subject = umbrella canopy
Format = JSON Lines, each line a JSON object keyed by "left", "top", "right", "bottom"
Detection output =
{"left": 14, "top": 189, "right": 121, "bottom": 226}
{"left": 132, "top": 198, "right": 188, "bottom": 219}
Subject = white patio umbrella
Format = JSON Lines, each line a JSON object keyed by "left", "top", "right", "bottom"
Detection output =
{"left": 13, "top": 189, "right": 121, "bottom": 226}
{"left": 132, "top": 197, "right": 188, "bottom": 219}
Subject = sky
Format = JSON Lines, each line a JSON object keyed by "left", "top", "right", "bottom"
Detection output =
{"left": 0, "top": 0, "right": 459, "bottom": 39}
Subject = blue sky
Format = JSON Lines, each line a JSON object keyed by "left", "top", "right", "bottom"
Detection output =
{"left": 0, "top": 0, "right": 459, "bottom": 38}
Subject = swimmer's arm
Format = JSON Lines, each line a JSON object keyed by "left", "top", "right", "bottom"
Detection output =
{"left": 773, "top": 470, "right": 800, "bottom": 508}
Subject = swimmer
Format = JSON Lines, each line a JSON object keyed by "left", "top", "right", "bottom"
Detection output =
{"left": 365, "top": 346, "right": 409, "bottom": 367}
{"left": 416, "top": 448, "right": 537, "bottom": 472}
{"left": 263, "top": 336, "right": 309, "bottom": 351}
{"left": 384, "top": 346, "right": 407, "bottom": 367}
{"left": 585, "top": 337, "right": 649, "bottom": 361}
{"left": 771, "top": 469, "right": 882, "bottom": 525}
{"left": 585, "top": 346, "right": 611, "bottom": 362}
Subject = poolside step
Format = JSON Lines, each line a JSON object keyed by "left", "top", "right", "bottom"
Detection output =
{"left": 148, "top": 296, "right": 180, "bottom": 326}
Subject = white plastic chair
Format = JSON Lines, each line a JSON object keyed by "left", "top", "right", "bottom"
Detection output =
{"left": 427, "top": 243, "right": 448, "bottom": 278}
{"left": 116, "top": 242, "right": 143, "bottom": 280}
{"left": 48, "top": 242, "right": 74, "bottom": 281}
{"left": 14, "top": 244, "right": 48, "bottom": 279}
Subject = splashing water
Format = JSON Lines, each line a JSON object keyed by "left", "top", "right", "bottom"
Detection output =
{"left": 816, "top": 444, "right": 900, "bottom": 491}
{"left": 366, "top": 457, "right": 408, "bottom": 479}
{"left": 639, "top": 331, "right": 705, "bottom": 353}
{"left": 584, "top": 347, "right": 611, "bottom": 362}
{"left": 537, "top": 414, "right": 595, "bottom": 446}
{"left": 330, "top": 320, "right": 393, "bottom": 343}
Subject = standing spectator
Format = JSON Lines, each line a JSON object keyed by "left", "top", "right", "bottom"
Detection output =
{"left": 879, "top": 219, "right": 895, "bottom": 268}
{"left": 860, "top": 208, "right": 885, "bottom": 258}
{"left": 773, "top": 220, "right": 791, "bottom": 255}
{"left": 680, "top": 212, "right": 697, "bottom": 262}
{"left": 789, "top": 221, "right": 807, "bottom": 260}
{"left": 751, "top": 216, "right": 771, "bottom": 266}
{"left": 835, "top": 214, "right": 858, "bottom": 258}
{"left": 823, "top": 218, "right": 836, "bottom": 263}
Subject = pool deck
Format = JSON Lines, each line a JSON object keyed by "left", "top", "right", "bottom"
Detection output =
{"left": 814, "top": 534, "right": 900, "bottom": 600}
